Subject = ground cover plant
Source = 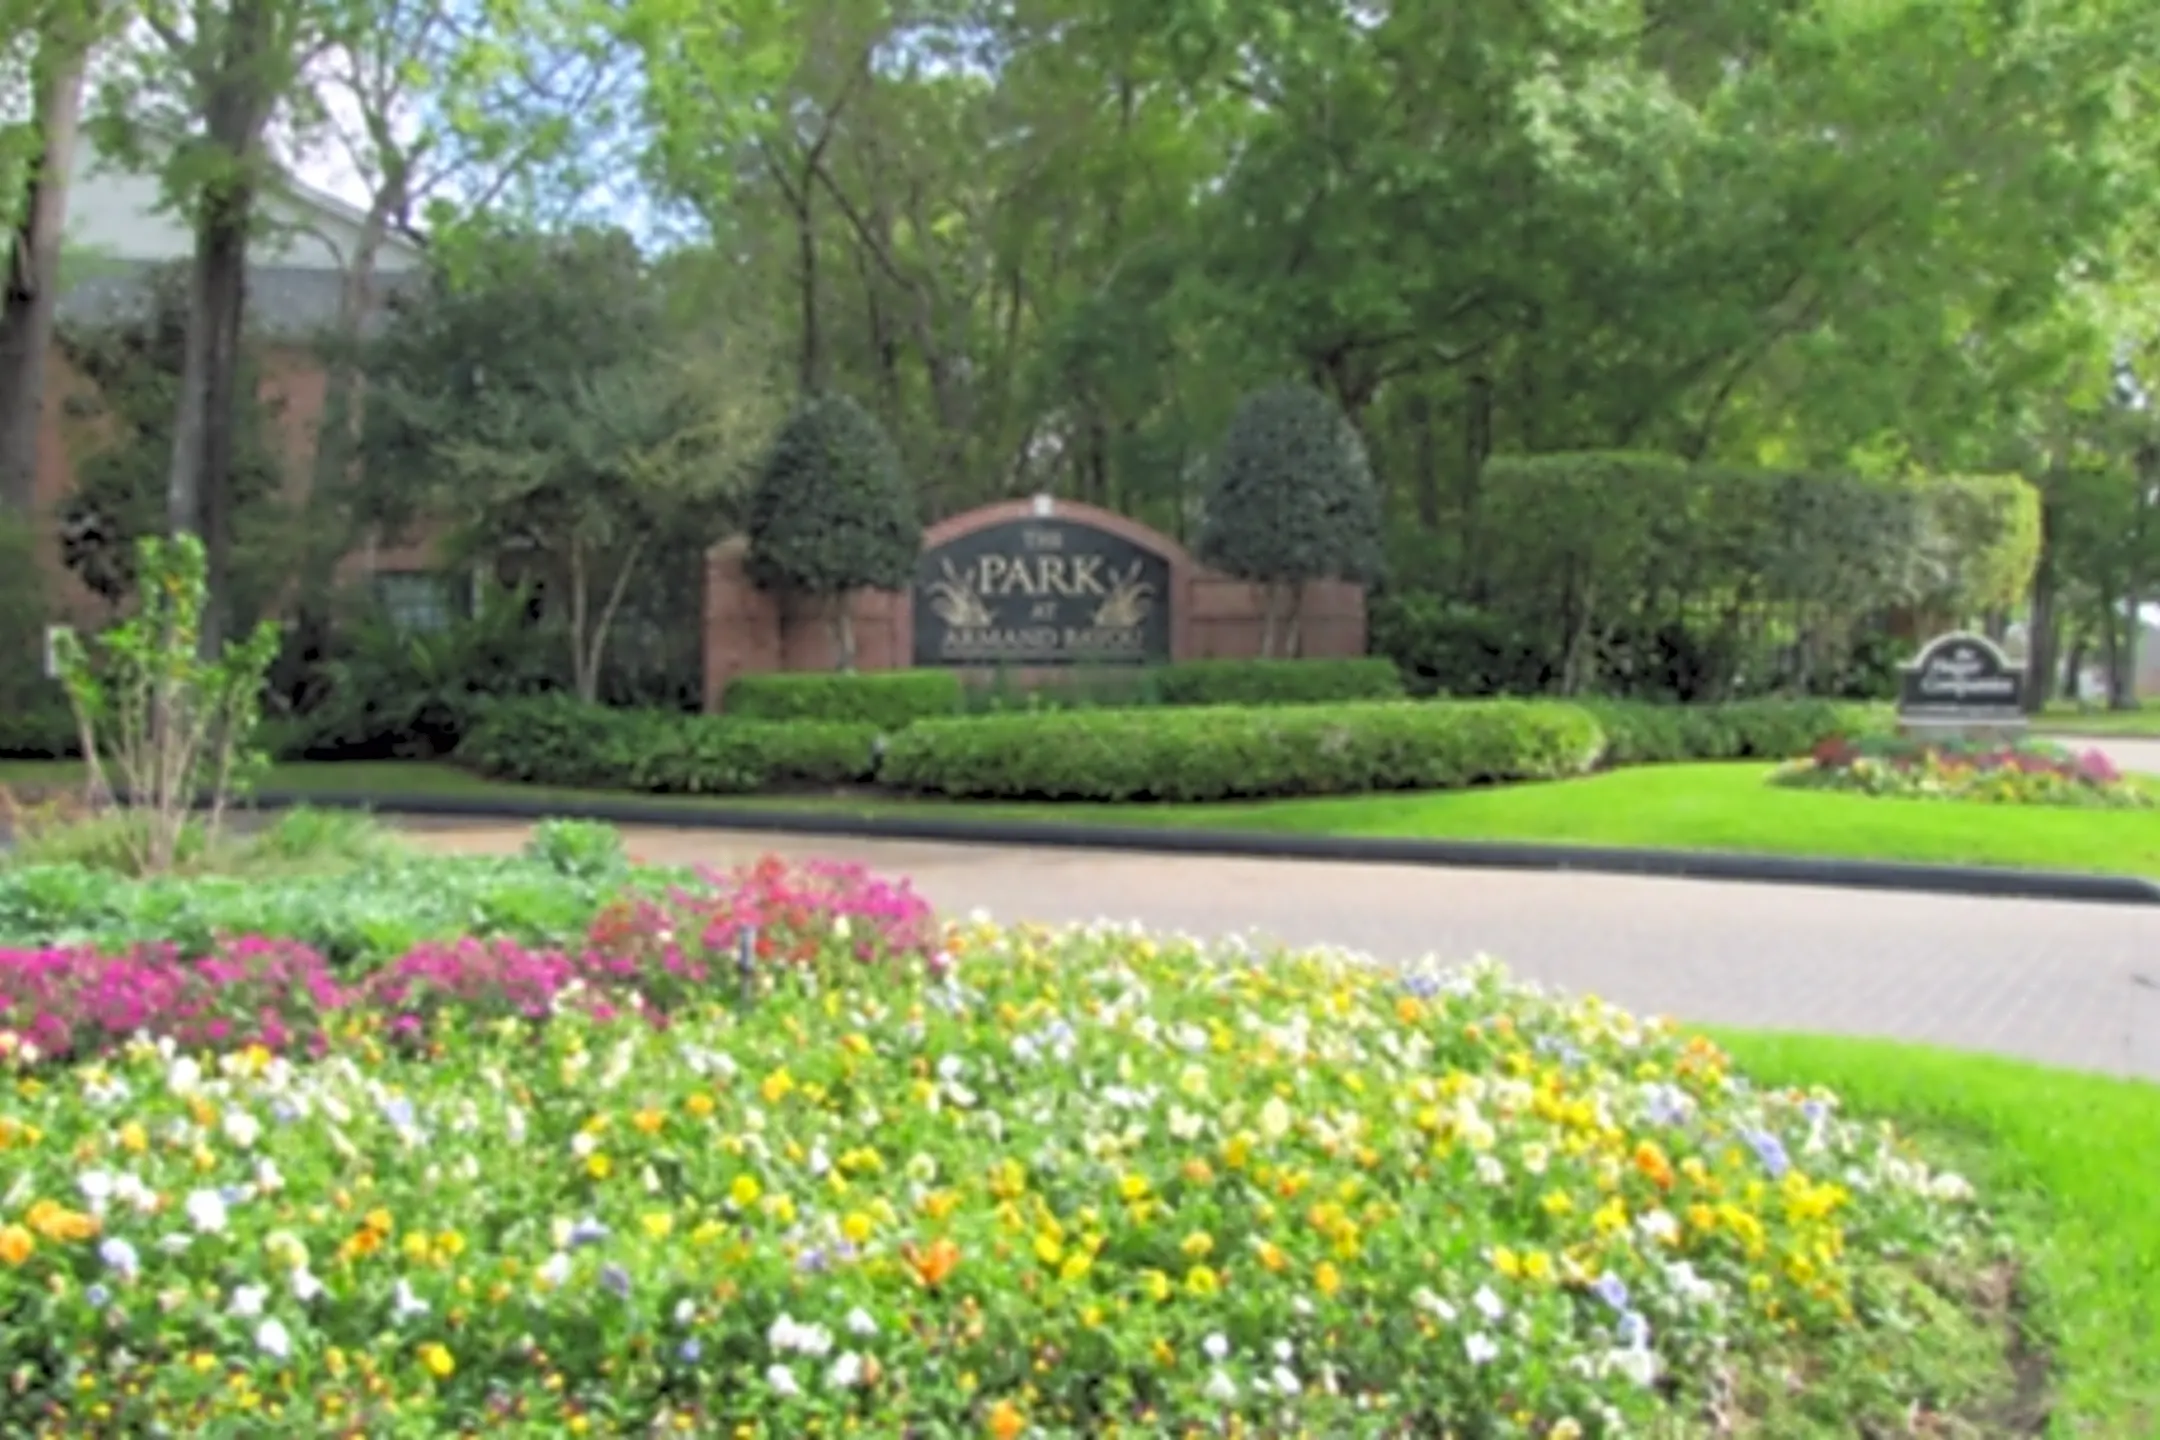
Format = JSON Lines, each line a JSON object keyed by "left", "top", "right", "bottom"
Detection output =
{"left": 0, "top": 820, "right": 678, "bottom": 969}
{"left": 0, "top": 885, "right": 2030, "bottom": 1436}
{"left": 1775, "top": 734, "right": 2151, "bottom": 809}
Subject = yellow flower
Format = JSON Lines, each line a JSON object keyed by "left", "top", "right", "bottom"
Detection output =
{"left": 402, "top": 1232, "right": 433, "bottom": 1263}
{"left": 1179, "top": 1231, "right": 1214, "bottom": 1259}
{"left": 1181, "top": 1158, "right": 1215, "bottom": 1186}
{"left": 842, "top": 1212, "right": 875, "bottom": 1244}
{"left": 685, "top": 1093, "right": 716, "bottom": 1120}
{"left": 417, "top": 1342, "right": 455, "bottom": 1379}
{"left": 1255, "top": 1240, "right": 1288, "bottom": 1273}
{"left": 118, "top": 1122, "right": 147, "bottom": 1154}
{"left": 1313, "top": 1261, "right": 1341, "bottom": 1298}
{"left": 632, "top": 1108, "right": 665, "bottom": 1136}
{"left": 642, "top": 1213, "right": 674, "bottom": 1241}
{"left": 1033, "top": 1234, "right": 1064, "bottom": 1266}
{"left": 0, "top": 1224, "right": 33, "bottom": 1266}
{"left": 1223, "top": 1133, "right": 1253, "bottom": 1170}
{"left": 1541, "top": 1190, "right": 1574, "bottom": 1217}
{"left": 1140, "top": 1269, "right": 1172, "bottom": 1302}
{"left": 730, "top": 1175, "right": 762, "bottom": 1208}
{"left": 1058, "top": 1253, "right": 1093, "bottom": 1283}
{"left": 1184, "top": 1265, "right": 1219, "bottom": 1297}
{"left": 586, "top": 1154, "right": 613, "bottom": 1181}
{"left": 1523, "top": 1251, "right": 1554, "bottom": 1284}
{"left": 990, "top": 1159, "right": 1027, "bottom": 1200}
{"left": 760, "top": 1070, "right": 795, "bottom": 1105}
{"left": 436, "top": 1230, "right": 466, "bottom": 1260}
{"left": 1493, "top": 1247, "right": 1522, "bottom": 1279}
{"left": 1117, "top": 1173, "right": 1150, "bottom": 1202}
{"left": 364, "top": 1208, "right": 395, "bottom": 1236}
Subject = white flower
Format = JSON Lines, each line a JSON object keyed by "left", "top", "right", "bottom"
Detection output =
{"left": 97, "top": 1237, "right": 139, "bottom": 1278}
{"left": 505, "top": 1105, "right": 528, "bottom": 1143}
{"left": 1474, "top": 1155, "right": 1508, "bottom": 1187}
{"left": 1412, "top": 1287, "right": 1458, "bottom": 1324}
{"left": 255, "top": 1159, "right": 285, "bottom": 1194}
{"left": 674, "top": 1299, "right": 698, "bottom": 1326}
{"left": 832, "top": 915, "right": 852, "bottom": 941}
{"left": 1258, "top": 1096, "right": 1292, "bottom": 1141}
{"left": 845, "top": 1307, "right": 878, "bottom": 1337}
{"left": 827, "top": 1352, "right": 864, "bottom": 1388}
{"left": 538, "top": 1252, "right": 572, "bottom": 1289}
{"left": 1930, "top": 1172, "right": 1975, "bottom": 1203}
{"left": 1204, "top": 1368, "right": 1238, "bottom": 1402}
{"left": 1473, "top": 1285, "right": 1506, "bottom": 1322}
{"left": 1465, "top": 1332, "right": 1500, "bottom": 1366}
{"left": 256, "top": 1318, "right": 292, "bottom": 1362}
{"left": 230, "top": 1284, "right": 268, "bottom": 1318}
{"left": 1272, "top": 1339, "right": 1293, "bottom": 1363}
{"left": 1270, "top": 1364, "right": 1303, "bottom": 1397}
{"left": 1203, "top": 1332, "right": 1229, "bottom": 1362}
{"left": 392, "top": 1279, "right": 430, "bottom": 1322}
{"left": 167, "top": 1056, "right": 203, "bottom": 1095}
{"left": 291, "top": 1268, "right": 325, "bottom": 1303}
{"left": 158, "top": 1233, "right": 192, "bottom": 1255}
{"left": 1168, "top": 1107, "right": 1205, "bottom": 1141}
{"left": 222, "top": 1109, "right": 261, "bottom": 1149}
{"left": 184, "top": 1189, "right": 229, "bottom": 1234}
{"left": 1639, "top": 1209, "right": 1679, "bottom": 1244}
{"left": 765, "top": 1363, "right": 801, "bottom": 1398}
{"left": 1605, "top": 1345, "right": 1658, "bottom": 1387}
{"left": 79, "top": 1171, "right": 115, "bottom": 1206}
{"left": 571, "top": 1132, "right": 598, "bottom": 1159}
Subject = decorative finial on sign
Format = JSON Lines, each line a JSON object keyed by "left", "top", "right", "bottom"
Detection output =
{"left": 1031, "top": 493, "right": 1054, "bottom": 517}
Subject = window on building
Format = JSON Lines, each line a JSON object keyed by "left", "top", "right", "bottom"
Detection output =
{"left": 372, "top": 570, "right": 464, "bottom": 634}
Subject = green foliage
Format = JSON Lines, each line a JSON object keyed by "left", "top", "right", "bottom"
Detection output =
{"left": 0, "top": 799, "right": 400, "bottom": 879}
{"left": 1199, "top": 382, "right": 1384, "bottom": 586}
{"left": 0, "top": 515, "right": 68, "bottom": 756}
{"left": 51, "top": 263, "right": 293, "bottom": 616}
{"left": 723, "top": 670, "right": 963, "bottom": 730}
{"left": 878, "top": 699, "right": 1602, "bottom": 802}
{"left": 1153, "top": 657, "right": 1403, "bottom": 707}
{"left": 0, "top": 850, "right": 662, "bottom": 969}
{"left": 1911, "top": 474, "right": 2044, "bottom": 616}
{"left": 49, "top": 534, "right": 281, "bottom": 873}
{"left": 361, "top": 228, "right": 782, "bottom": 702}
{"left": 295, "top": 594, "right": 562, "bottom": 760}
{"left": 1368, "top": 596, "right": 1547, "bottom": 698}
{"left": 456, "top": 694, "right": 879, "bottom": 794}
{"left": 1578, "top": 700, "right": 1896, "bottom": 767}
{"left": 745, "top": 393, "right": 919, "bottom": 609}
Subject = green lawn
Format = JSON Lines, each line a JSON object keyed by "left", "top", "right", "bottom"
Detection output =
{"left": 5, "top": 758, "right": 2159, "bottom": 880}
{"left": 1719, "top": 1032, "right": 2160, "bottom": 1434}
{"left": 2039, "top": 702, "right": 2160, "bottom": 738}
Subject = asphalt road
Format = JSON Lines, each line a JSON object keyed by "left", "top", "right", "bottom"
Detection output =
{"left": 410, "top": 824, "right": 2160, "bottom": 1082}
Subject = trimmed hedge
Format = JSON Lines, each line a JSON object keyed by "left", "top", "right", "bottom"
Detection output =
{"left": 878, "top": 699, "right": 1602, "bottom": 802}
{"left": 1155, "top": 656, "right": 1403, "bottom": 708}
{"left": 1581, "top": 699, "right": 1894, "bottom": 766}
{"left": 459, "top": 695, "right": 877, "bottom": 794}
{"left": 723, "top": 670, "right": 963, "bottom": 729}
{"left": 0, "top": 696, "right": 80, "bottom": 759}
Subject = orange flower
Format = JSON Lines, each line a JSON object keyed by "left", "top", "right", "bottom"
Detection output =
{"left": 903, "top": 1237, "right": 962, "bottom": 1289}
{"left": 986, "top": 1399, "right": 1026, "bottom": 1440}
{"left": 1634, "top": 1141, "right": 1675, "bottom": 1191}
{"left": 0, "top": 1224, "right": 32, "bottom": 1266}
{"left": 632, "top": 1108, "right": 665, "bottom": 1136}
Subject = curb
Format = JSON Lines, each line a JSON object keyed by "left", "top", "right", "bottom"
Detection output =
{"left": 243, "top": 789, "right": 2160, "bottom": 909}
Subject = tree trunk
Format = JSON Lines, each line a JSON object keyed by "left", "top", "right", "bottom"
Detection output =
{"left": 832, "top": 595, "right": 857, "bottom": 672}
{"left": 796, "top": 187, "right": 821, "bottom": 393}
{"left": 2024, "top": 516, "right": 2057, "bottom": 713}
{"left": 2062, "top": 625, "right": 2086, "bottom": 703}
{"left": 0, "top": 39, "right": 88, "bottom": 516}
{"left": 1257, "top": 583, "right": 1282, "bottom": 659}
{"left": 1283, "top": 584, "right": 1303, "bottom": 659}
{"left": 1408, "top": 389, "right": 1438, "bottom": 531}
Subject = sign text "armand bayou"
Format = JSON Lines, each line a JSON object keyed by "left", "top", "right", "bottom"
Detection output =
{"left": 913, "top": 518, "right": 1173, "bottom": 666}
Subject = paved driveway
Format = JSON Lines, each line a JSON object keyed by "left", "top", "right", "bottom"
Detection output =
{"left": 2083, "top": 737, "right": 2160, "bottom": 775}
{"left": 409, "top": 825, "right": 2160, "bottom": 1082}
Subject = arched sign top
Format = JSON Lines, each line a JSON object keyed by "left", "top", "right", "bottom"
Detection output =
{"left": 913, "top": 498, "right": 1190, "bottom": 667}
{"left": 1898, "top": 630, "right": 2026, "bottom": 718}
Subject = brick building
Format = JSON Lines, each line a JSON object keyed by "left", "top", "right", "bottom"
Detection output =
{"left": 28, "top": 140, "right": 449, "bottom": 624}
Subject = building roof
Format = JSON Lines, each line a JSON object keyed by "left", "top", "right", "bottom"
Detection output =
{"left": 55, "top": 260, "right": 422, "bottom": 339}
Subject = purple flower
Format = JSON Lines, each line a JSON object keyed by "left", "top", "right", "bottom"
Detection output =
{"left": 1618, "top": 1311, "right": 1651, "bottom": 1348}
{"left": 1745, "top": 1129, "right": 1791, "bottom": 1180}
{"left": 1593, "top": 1273, "right": 1629, "bottom": 1312}
{"left": 599, "top": 1263, "right": 632, "bottom": 1298}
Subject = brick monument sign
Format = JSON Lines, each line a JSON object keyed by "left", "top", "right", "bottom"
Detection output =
{"left": 702, "top": 496, "right": 1366, "bottom": 710}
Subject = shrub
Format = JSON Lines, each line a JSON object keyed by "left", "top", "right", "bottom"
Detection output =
{"left": 1368, "top": 594, "right": 1548, "bottom": 697}
{"left": 1776, "top": 735, "right": 2153, "bottom": 809}
{"left": 1582, "top": 699, "right": 1894, "bottom": 766}
{"left": 879, "top": 699, "right": 1602, "bottom": 802}
{"left": 725, "top": 670, "right": 963, "bottom": 729}
{"left": 0, "top": 916, "right": 1998, "bottom": 1435}
{"left": 1154, "top": 657, "right": 1403, "bottom": 708}
{"left": 1199, "top": 382, "right": 1384, "bottom": 655}
{"left": 745, "top": 393, "right": 919, "bottom": 669}
{"left": 458, "top": 694, "right": 880, "bottom": 793}
{"left": 0, "top": 696, "right": 79, "bottom": 759}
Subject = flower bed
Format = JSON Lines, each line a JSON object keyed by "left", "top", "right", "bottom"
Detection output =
{"left": 1774, "top": 734, "right": 2151, "bottom": 808}
{"left": 0, "top": 856, "right": 937, "bottom": 1065}
{"left": 0, "top": 907, "right": 2008, "bottom": 1435}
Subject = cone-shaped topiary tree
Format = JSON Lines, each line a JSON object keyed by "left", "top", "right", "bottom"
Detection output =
{"left": 746, "top": 393, "right": 920, "bottom": 670}
{"left": 1198, "top": 382, "right": 1384, "bottom": 656}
